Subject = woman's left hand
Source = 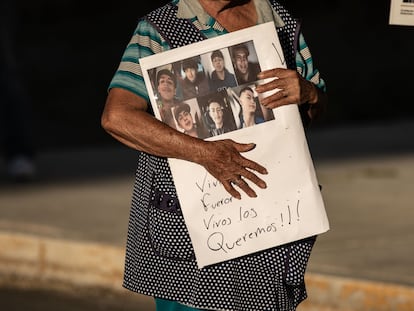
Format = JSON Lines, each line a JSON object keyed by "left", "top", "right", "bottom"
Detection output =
{"left": 255, "top": 68, "right": 318, "bottom": 109}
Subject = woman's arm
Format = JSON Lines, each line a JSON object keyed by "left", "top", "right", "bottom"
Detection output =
{"left": 101, "top": 87, "right": 268, "bottom": 199}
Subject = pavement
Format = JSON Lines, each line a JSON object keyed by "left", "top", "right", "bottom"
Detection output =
{"left": 1, "top": 119, "right": 414, "bottom": 311}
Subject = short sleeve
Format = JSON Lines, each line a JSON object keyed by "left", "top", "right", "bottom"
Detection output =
{"left": 108, "top": 19, "right": 170, "bottom": 102}
{"left": 295, "top": 32, "right": 326, "bottom": 92}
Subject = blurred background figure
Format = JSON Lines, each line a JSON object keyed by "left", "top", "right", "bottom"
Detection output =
{"left": 0, "top": 0, "right": 36, "bottom": 182}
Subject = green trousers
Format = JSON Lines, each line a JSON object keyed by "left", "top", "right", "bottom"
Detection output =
{"left": 155, "top": 298, "right": 206, "bottom": 311}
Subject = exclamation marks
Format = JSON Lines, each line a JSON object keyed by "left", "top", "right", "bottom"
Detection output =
{"left": 280, "top": 199, "right": 300, "bottom": 227}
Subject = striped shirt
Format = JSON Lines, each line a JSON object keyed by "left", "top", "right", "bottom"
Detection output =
{"left": 109, "top": 0, "right": 326, "bottom": 105}
{"left": 109, "top": 1, "right": 326, "bottom": 310}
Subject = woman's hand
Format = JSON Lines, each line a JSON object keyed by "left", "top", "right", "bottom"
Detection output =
{"left": 256, "top": 68, "right": 318, "bottom": 108}
{"left": 102, "top": 88, "right": 268, "bottom": 200}
{"left": 197, "top": 139, "right": 268, "bottom": 200}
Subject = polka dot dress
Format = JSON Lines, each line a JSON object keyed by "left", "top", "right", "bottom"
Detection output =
{"left": 123, "top": 2, "right": 316, "bottom": 310}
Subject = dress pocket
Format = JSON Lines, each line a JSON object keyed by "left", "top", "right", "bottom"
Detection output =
{"left": 284, "top": 236, "right": 316, "bottom": 286}
{"left": 147, "top": 187, "right": 196, "bottom": 261}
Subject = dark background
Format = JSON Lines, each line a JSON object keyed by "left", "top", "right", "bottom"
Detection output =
{"left": 11, "top": 0, "right": 414, "bottom": 151}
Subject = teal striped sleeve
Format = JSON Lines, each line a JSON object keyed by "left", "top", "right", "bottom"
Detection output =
{"left": 108, "top": 19, "right": 170, "bottom": 102}
{"left": 295, "top": 32, "right": 326, "bottom": 92}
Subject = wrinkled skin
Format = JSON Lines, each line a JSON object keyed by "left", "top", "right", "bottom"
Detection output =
{"left": 101, "top": 0, "right": 327, "bottom": 199}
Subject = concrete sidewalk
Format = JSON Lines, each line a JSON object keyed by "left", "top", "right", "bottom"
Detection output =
{"left": 1, "top": 119, "right": 414, "bottom": 310}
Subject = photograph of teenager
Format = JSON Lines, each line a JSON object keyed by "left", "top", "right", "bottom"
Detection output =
{"left": 180, "top": 57, "right": 210, "bottom": 100}
{"left": 173, "top": 102, "right": 207, "bottom": 139}
{"left": 238, "top": 86, "right": 264, "bottom": 127}
{"left": 208, "top": 49, "right": 237, "bottom": 92}
{"left": 204, "top": 92, "right": 237, "bottom": 137}
{"left": 230, "top": 42, "right": 261, "bottom": 85}
{"left": 155, "top": 68, "right": 181, "bottom": 129}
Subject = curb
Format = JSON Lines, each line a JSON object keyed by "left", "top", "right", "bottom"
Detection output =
{"left": 0, "top": 232, "right": 124, "bottom": 290}
{"left": 1, "top": 232, "right": 413, "bottom": 311}
{"left": 300, "top": 274, "right": 414, "bottom": 311}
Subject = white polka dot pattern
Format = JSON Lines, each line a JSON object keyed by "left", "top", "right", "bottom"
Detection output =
{"left": 146, "top": 3, "right": 206, "bottom": 48}
{"left": 123, "top": 2, "right": 317, "bottom": 310}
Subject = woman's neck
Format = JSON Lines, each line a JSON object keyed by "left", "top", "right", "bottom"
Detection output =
{"left": 198, "top": 0, "right": 257, "bottom": 32}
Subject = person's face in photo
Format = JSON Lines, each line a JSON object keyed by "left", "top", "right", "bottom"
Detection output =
{"left": 208, "top": 101, "right": 224, "bottom": 128}
{"left": 157, "top": 74, "right": 175, "bottom": 101}
{"left": 177, "top": 110, "right": 194, "bottom": 132}
{"left": 184, "top": 67, "right": 197, "bottom": 82}
{"left": 212, "top": 56, "right": 225, "bottom": 73}
{"left": 239, "top": 89, "right": 256, "bottom": 114}
{"left": 234, "top": 49, "right": 249, "bottom": 75}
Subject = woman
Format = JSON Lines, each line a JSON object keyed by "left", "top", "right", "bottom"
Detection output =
{"left": 101, "top": 1, "right": 327, "bottom": 310}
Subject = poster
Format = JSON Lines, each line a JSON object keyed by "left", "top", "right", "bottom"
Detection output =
{"left": 389, "top": 0, "right": 414, "bottom": 26}
{"left": 140, "top": 22, "right": 330, "bottom": 268}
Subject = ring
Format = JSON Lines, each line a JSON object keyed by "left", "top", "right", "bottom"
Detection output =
{"left": 232, "top": 178, "right": 244, "bottom": 185}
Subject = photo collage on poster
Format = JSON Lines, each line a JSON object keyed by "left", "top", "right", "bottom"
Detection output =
{"left": 147, "top": 40, "right": 276, "bottom": 139}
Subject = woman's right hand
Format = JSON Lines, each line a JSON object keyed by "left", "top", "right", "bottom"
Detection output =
{"left": 197, "top": 139, "right": 268, "bottom": 199}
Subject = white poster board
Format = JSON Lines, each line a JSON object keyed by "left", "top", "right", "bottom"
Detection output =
{"left": 389, "top": 0, "right": 414, "bottom": 26}
{"left": 140, "top": 22, "right": 330, "bottom": 268}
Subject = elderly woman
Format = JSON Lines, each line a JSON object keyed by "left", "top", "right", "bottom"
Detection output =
{"left": 101, "top": 1, "right": 327, "bottom": 310}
